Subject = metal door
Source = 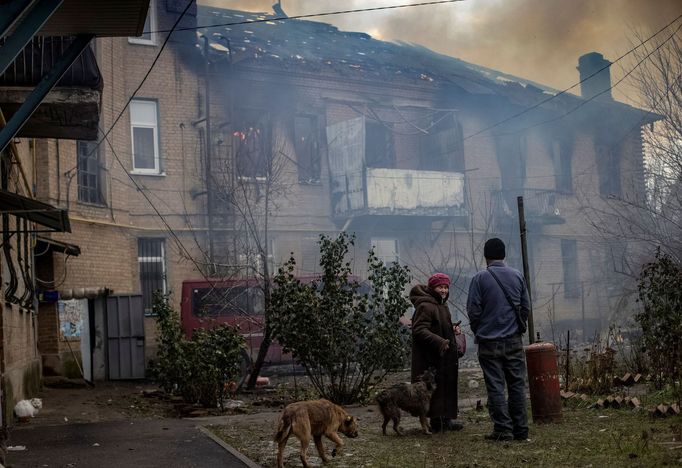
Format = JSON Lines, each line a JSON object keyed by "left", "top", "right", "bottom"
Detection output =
{"left": 106, "top": 295, "right": 145, "bottom": 379}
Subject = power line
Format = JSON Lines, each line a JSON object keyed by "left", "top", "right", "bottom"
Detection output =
{"left": 511, "top": 20, "right": 682, "bottom": 135}
{"left": 457, "top": 12, "right": 682, "bottom": 144}
{"left": 147, "top": 0, "right": 464, "bottom": 34}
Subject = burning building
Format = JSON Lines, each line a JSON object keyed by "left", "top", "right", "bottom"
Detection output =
{"left": 23, "top": 1, "right": 659, "bottom": 380}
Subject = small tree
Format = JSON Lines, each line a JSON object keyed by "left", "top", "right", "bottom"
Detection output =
{"left": 636, "top": 248, "right": 682, "bottom": 403}
{"left": 151, "top": 293, "right": 246, "bottom": 408}
{"left": 270, "top": 232, "right": 411, "bottom": 404}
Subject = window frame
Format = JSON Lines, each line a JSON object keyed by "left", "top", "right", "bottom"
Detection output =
{"left": 128, "top": 0, "right": 157, "bottom": 46}
{"left": 371, "top": 238, "right": 400, "bottom": 265}
{"left": 138, "top": 238, "right": 167, "bottom": 316}
{"left": 130, "top": 99, "right": 161, "bottom": 175}
{"left": 76, "top": 140, "right": 105, "bottom": 205}
{"left": 294, "top": 114, "right": 321, "bottom": 184}
{"left": 561, "top": 238, "right": 580, "bottom": 299}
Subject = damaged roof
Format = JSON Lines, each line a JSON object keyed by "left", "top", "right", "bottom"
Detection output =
{"left": 195, "top": 6, "right": 656, "bottom": 121}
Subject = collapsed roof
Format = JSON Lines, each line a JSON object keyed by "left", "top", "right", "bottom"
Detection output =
{"left": 195, "top": 6, "right": 658, "bottom": 124}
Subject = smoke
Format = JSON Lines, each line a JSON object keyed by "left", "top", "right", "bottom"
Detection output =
{"left": 200, "top": 0, "right": 681, "bottom": 101}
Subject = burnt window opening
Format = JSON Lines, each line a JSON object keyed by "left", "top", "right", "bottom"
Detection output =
{"left": 561, "top": 238, "right": 580, "bottom": 299}
{"left": 234, "top": 110, "right": 271, "bottom": 179}
{"left": 294, "top": 115, "right": 321, "bottom": 184}
{"left": 138, "top": 238, "right": 167, "bottom": 316}
{"left": 495, "top": 133, "right": 527, "bottom": 210}
{"left": 552, "top": 139, "right": 573, "bottom": 193}
{"left": 77, "top": 140, "right": 105, "bottom": 205}
{"left": 365, "top": 121, "right": 394, "bottom": 168}
{"left": 419, "top": 114, "right": 465, "bottom": 172}
{"left": 596, "top": 143, "right": 621, "bottom": 198}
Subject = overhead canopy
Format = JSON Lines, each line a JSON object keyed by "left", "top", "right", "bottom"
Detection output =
{"left": 35, "top": 235, "right": 80, "bottom": 256}
{"left": 0, "top": 190, "right": 70, "bottom": 232}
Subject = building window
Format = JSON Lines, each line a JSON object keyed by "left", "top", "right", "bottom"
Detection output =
{"left": 420, "top": 114, "right": 465, "bottom": 172}
{"left": 294, "top": 115, "right": 321, "bottom": 184}
{"left": 77, "top": 140, "right": 105, "bottom": 205}
{"left": 596, "top": 144, "right": 621, "bottom": 197}
{"left": 234, "top": 109, "right": 271, "bottom": 179}
{"left": 138, "top": 238, "right": 167, "bottom": 315}
{"left": 365, "top": 121, "right": 394, "bottom": 168}
{"left": 552, "top": 139, "right": 572, "bottom": 193}
{"left": 130, "top": 100, "right": 160, "bottom": 174}
{"left": 371, "top": 238, "right": 399, "bottom": 265}
{"left": 129, "top": 0, "right": 157, "bottom": 45}
{"left": 561, "top": 239, "right": 579, "bottom": 298}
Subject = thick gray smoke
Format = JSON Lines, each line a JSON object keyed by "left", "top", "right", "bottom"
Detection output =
{"left": 201, "top": 0, "right": 680, "bottom": 100}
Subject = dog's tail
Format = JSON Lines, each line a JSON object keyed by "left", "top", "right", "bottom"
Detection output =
{"left": 274, "top": 414, "right": 292, "bottom": 443}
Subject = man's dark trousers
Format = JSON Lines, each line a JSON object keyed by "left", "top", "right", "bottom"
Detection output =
{"left": 478, "top": 335, "right": 528, "bottom": 438}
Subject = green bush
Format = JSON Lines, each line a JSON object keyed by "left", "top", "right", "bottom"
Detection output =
{"left": 636, "top": 248, "right": 682, "bottom": 403}
{"left": 151, "top": 293, "right": 246, "bottom": 408}
{"left": 270, "top": 232, "right": 411, "bottom": 404}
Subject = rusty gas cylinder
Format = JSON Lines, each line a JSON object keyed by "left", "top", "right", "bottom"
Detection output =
{"left": 525, "top": 341, "right": 562, "bottom": 423}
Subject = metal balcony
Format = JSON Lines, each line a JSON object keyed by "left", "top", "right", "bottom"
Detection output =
{"left": 331, "top": 167, "right": 466, "bottom": 217}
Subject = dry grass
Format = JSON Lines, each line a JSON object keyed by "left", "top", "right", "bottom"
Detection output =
{"left": 206, "top": 367, "right": 682, "bottom": 467}
{"left": 210, "top": 400, "right": 682, "bottom": 467}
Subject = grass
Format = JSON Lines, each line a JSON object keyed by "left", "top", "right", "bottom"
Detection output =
{"left": 209, "top": 402, "right": 682, "bottom": 467}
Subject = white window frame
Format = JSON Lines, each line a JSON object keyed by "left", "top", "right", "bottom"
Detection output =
{"left": 130, "top": 99, "right": 161, "bottom": 174}
{"left": 371, "top": 238, "right": 400, "bottom": 265}
{"left": 129, "top": 0, "right": 157, "bottom": 46}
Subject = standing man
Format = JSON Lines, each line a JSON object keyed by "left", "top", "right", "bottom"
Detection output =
{"left": 467, "top": 238, "right": 529, "bottom": 441}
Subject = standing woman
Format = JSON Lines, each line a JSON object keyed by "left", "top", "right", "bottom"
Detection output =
{"left": 410, "top": 273, "right": 463, "bottom": 432}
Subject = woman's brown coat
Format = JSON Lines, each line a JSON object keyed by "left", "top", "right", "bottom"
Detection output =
{"left": 410, "top": 284, "right": 459, "bottom": 419}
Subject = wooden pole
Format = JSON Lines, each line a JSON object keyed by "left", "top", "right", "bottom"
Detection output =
{"left": 517, "top": 196, "right": 535, "bottom": 344}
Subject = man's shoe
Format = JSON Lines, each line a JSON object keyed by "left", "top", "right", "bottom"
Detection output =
{"left": 430, "top": 418, "right": 443, "bottom": 433}
{"left": 485, "top": 432, "right": 513, "bottom": 441}
{"left": 513, "top": 433, "right": 529, "bottom": 441}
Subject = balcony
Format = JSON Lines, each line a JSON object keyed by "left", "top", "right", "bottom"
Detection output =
{"left": 493, "top": 188, "right": 565, "bottom": 226}
{"left": 331, "top": 167, "right": 465, "bottom": 217}
{"left": 0, "top": 36, "right": 102, "bottom": 140}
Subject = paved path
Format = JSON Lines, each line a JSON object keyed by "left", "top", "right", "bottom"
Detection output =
{"left": 7, "top": 418, "right": 258, "bottom": 468}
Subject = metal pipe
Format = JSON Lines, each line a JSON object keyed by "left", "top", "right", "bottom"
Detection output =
{"left": 203, "top": 36, "right": 215, "bottom": 271}
{"left": 517, "top": 196, "right": 535, "bottom": 344}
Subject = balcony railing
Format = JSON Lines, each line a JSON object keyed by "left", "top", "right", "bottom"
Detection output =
{"left": 331, "top": 167, "right": 465, "bottom": 217}
{"left": 493, "top": 188, "right": 565, "bottom": 225}
{"left": 0, "top": 36, "right": 101, "bottom": 89}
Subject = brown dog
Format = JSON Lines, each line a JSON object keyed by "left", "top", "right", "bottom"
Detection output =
{"left": 275, "top": 399, "right": 359, "bottom": 468}
{"left": 376, "top": 369, "right": 437, "bottom": 435}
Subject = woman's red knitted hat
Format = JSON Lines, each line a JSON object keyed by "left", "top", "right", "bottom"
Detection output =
{"left": 427, "top": 273, "right": 451, "bottom": 289}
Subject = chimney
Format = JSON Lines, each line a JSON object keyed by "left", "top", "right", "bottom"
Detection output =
{"left": 577, "top": 52, "right": 612, "bottom": 101}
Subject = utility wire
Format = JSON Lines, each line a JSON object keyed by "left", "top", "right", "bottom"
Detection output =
{"left": 457, "top": 11, "right": 682, "bottom": 144}
{"left": 147, "top": 0, "right": 465, "bottom": 34}
{"left": 509, "top": 20, "right": 682, "bottom": 135}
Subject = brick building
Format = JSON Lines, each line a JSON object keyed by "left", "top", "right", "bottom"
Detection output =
{"left": 30, "top": 4, "right": 657, "bottom": 380}
{"left": 0, "top": 0, "right": 151, "bottom": 424}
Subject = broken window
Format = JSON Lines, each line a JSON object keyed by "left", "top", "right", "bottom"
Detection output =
{"left": 596, "top": 143, "right": 621, "bottom": 197}
{"left": 234, "top": 109, "right": 271, "bottom": 179}
{"left": 552, "top": 139, "right": 573, "bottom": 193}
{"left": 294, "top": 115, "right": 321, "bottom": 183}
{"left": 77, "top": 140, "right": 105, "bottom": 205}
{"left": 561, "top": 238, "right": 579, "bottom": 298}
{"left": 138, "top": 238, "right": 167, "bottom": 316}
{"left": 365, "top": 121, "right": 394, "bottom": 168}
{"left": 419, "top": 113, "right": 465, "bottom": 172}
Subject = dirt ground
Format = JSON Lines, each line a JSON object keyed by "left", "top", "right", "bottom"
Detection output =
{"left": 20, "top": 365, "right": 484, "bottom": 429}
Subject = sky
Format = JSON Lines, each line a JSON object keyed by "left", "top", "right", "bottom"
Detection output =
{"left": 198, "top": 0, "right": 682, "bottom": 106}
